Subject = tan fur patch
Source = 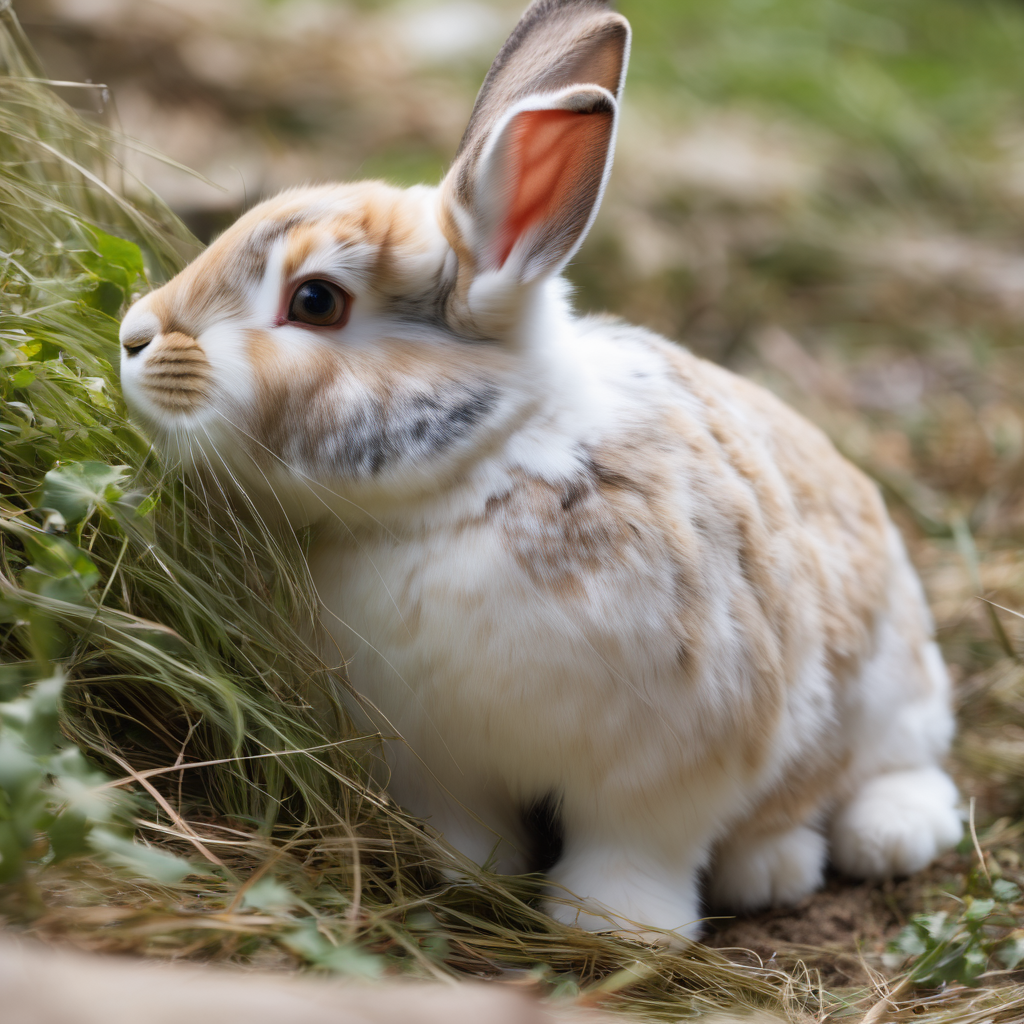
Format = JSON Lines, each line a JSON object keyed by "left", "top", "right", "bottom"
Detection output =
{"left": 662, "top": 348, "right": 890, "bottom": 678}
{"left": 657, "top": 344, "right": 893, "bottom": 837}
{"left": 479, "top": 336, "right": 899, "bottom": 835}
{"left": 148, "top": 182, "right": 441, "bottom": 338}
{"left": 137, "top": 331, "right": 212, "bottom": 413}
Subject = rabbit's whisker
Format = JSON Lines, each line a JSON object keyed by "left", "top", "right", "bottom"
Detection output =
{"left": 195, "top": 419, "right": 452, "bottom": 756}
{"left": 208, "top": 408, "right": 416, "bottom": 640}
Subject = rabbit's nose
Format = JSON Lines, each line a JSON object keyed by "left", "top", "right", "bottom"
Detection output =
{"left": 128, "top": 331, "right": 213, "bottom": 414}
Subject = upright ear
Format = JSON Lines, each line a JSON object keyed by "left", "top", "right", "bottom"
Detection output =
{"left": 441, "top": 0, "right": 631, "bottom": 291}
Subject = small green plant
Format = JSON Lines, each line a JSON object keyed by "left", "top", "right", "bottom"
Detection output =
{"left": 886, "top": 878, "right": 1024, "bottom": 987}
{"left": 0, "top": 668, "right": 195, "bottom": 890}
{"left": 0, "top": 468, "right": 195, "bottom": 892}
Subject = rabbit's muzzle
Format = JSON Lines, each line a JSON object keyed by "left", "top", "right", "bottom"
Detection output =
{"left": 122, "top": 330, "right": 213, "bottom": 414}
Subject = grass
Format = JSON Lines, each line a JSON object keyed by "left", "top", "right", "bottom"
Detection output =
{"left": 4, "top": 0, "right": 1024, "bottom": 1020}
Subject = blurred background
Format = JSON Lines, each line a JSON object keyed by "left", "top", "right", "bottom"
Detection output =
{"left": 14, "top": 0, "right": 1024, "bottom": 816}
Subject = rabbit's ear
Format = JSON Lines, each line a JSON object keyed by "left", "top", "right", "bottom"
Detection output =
{"left": 442, "top": 1, "right": 630, "bottom": 284}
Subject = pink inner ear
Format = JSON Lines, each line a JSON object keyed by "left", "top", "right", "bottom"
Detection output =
{"left": 495, "top": 108, "right": 611, "bottom": 268}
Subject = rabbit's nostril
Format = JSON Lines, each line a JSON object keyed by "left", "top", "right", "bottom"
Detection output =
{"left": 122, "top": 336, "right": 152, "bottom": 356}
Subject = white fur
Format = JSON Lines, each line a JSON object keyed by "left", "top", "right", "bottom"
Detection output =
{"left": 547, "top": 843, "right": 705, "bottom": 939}
{"left": 711, "top": 826, "right": 828, "bottom": 914}
{"left": 831, "top": 769, "right": 963, "bottom": 879}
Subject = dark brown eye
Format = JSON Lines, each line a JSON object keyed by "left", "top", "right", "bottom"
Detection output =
{"left": 288, "top": 279, "right": 348, "bottom": 327}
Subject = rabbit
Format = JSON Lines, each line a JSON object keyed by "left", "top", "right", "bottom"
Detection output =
{"left": 118, "top": 0, "right": 962, "bottom": 940}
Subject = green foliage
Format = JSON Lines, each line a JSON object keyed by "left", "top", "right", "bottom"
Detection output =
{"left": 621, "top": 0, "right": 1024, "bottom": 154}
{"left": 1, "top": 405, "right": 195, "bottom": 888}
{"left": 283, "top": 918, "right": 386, "bottom": 978}
{"left": 887, "top": 877, "right": 1024, "bottom": 987}
{"left": 0, "top": 668, "right": 194, "bottom": 887}
{"left": 38, "top": 462, "right": 131, "bottom": 537}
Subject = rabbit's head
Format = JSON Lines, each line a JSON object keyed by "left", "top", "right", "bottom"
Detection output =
{"left": 119, "top": 1, "right": 630, "bottom": 520}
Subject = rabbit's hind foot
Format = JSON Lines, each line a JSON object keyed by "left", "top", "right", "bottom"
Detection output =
{"left": 709, "top": 824, "right": 827, "bottom": 913}
{"left": 830, "top": 767, "right": 963, "bottom": 879}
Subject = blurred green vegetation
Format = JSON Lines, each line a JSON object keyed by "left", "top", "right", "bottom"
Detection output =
{"left": 623, "top": 0, "right": 1024, "bottom": 149}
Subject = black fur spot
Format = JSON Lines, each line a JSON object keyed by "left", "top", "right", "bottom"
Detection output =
{"left": 522, "top": 792, "right": 564, "bottom": 874}
{"left": 560, "top": 478, "right": 590, "bottom": 511}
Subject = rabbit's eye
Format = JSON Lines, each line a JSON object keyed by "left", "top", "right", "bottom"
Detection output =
{"left": 288, "top": 279, "right": 349, "bottom": 327}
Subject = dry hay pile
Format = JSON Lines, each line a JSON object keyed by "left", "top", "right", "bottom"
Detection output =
{"left": 3, "top": 2, "right": 1024, "bottom": 1022}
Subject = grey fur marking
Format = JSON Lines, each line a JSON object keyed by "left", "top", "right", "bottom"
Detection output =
{"left": 314, "top": 382, "right": 500, "bottom": 478}
{"left": 236, "top": 217, "right": 306, "bottom": 285}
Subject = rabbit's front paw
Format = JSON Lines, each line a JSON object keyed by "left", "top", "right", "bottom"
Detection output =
{"left": 831, "top": 767, "right": 963, "bottom": 879}
{"left": 545, "top": 845, "right": 704, "bottom": 941}
{"left": 709, "top": 824, "right": 826, "bottom": 912}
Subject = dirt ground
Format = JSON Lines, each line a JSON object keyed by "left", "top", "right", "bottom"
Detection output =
{"left": 705, "top": 855, "right": 968, "bottom": 988}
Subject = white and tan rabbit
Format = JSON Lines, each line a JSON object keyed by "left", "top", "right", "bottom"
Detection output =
{"left": 119, "top": 0, "right": 962, "bottom": 939}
